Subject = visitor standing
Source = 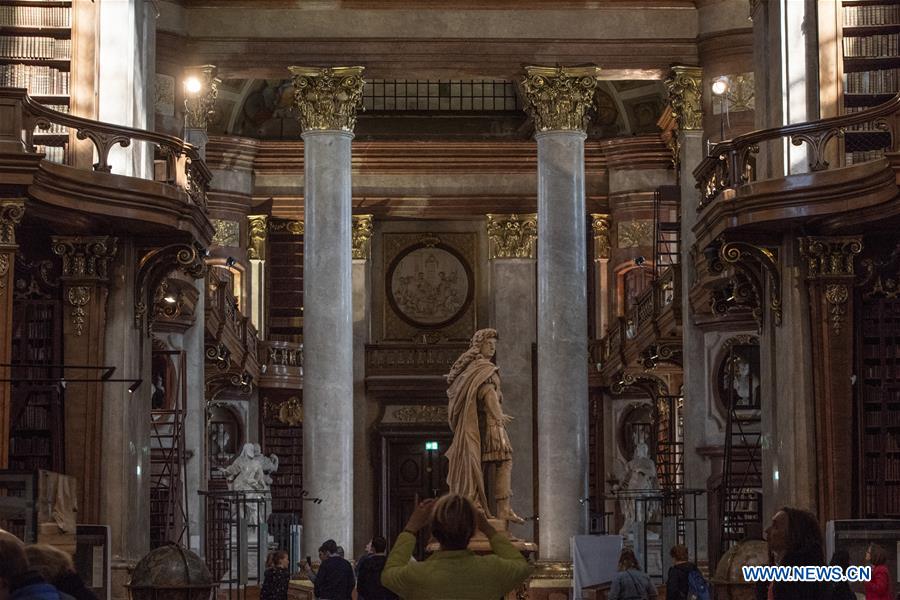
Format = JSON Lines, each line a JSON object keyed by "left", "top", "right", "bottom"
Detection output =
{"left": 665, "top": 544, "right": 707, "bottom": 600}
{"left": 757, "top": 507, "right": 825, "bottom": 600}
{"left": 260, "top": 551, "right": 291, "bottom": 600}
{"left": 609, "top": 548, "right": 657, "bottom": 600}
{"left": 356, "top": 537, "right": 397, "bottom": 600}
{"left": 864, "top": 544, "right": 893, "bottom": 600}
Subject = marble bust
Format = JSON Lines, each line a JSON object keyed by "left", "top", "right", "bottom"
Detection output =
{"left": 445, "top": 328, "right": 524, "bottom": 524}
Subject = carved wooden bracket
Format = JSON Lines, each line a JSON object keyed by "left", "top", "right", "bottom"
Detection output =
{"left": 609, "top": 370, "right": 669, "bottom": 398}
{"left": 135, "top": 242, "right": 208, "bottom": 333}
{"left": 638, "top": 343, "right": 683, "bottom": 369}
{"left": 719, "top": 240, "right": 782, "bottom": 328}
{"left": 205, "top": 369, "right": 253, "bottom": 399}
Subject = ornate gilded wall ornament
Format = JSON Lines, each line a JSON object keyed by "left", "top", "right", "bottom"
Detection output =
{"left": 591, "top": 214, "right": 611, "bottom": 260}
{"left": 273, "top": 397, "right": 303, "bottom": 426}
{"left": 665, "top": 66, "right": 703, "bottom": 131}
{"left": 247, "top": 215, "right": 268, "bottom": 260}
{"left": 392, "top": 404, "right": 449, "bottom": 423}
{"left": 211, "top": 219, "right": 240, "bottom": 248}
{"left": 711, "top": 72, "right": 755, "bottom": 114}
{"left": 824, "top": 284, "right": 849, "bottom": 334}
{"left": 67, "top": 286, "right": 91, "bottom": 336}
{"left": 798, "top": 236, "right": 863, "bottom": 278}
{"left": 183, "top": 64, "right": 221, "bottom": 130}
{"left": 352, "top": 215, "right": 374, "bottom": 260}
{"left": 0, "top": 254, "right": 9, "bottom": 288}
{"left": 289, "top": 66, "right": 365, "bottom": 133}
{"left": 486, "top": 214, "right": 537, "bottom": 259}
{"left": 0, "top": 199, "right": 25, "bottom": 247}
{"left": 268, "top": 219, "right": 304, "bottom": 235}
{"left": 521, "top": 65, "right": 602, "bottom": 133}
{"left": 617, "top": 220, "right": 654, "bottom": 249}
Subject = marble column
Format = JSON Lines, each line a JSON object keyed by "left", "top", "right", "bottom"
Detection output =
{"left": 289, "top": 65, "right": 364, "bottom": 554}
{"left": 522, "top": 65, "right": 601, "bottom": 561}
{"left": 665, "top": 66, "right": 709, "bottom": 562}
{"left": 351, "top": 215, "right": 373, "bottom": 555}
{"left": 51, "top": 236, "right": 118, "bottom": 524}
{"left": 0, "top": 200, "right": 24, "bottom": 468}
{"left": 486, "top": 213, "right": 537, "bottom": 541}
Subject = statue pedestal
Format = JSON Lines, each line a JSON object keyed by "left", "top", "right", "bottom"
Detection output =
{"left": 426, "top": 519, "right": 538, "bottom": 554}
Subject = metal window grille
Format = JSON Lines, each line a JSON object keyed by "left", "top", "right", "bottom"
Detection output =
{"left": 362, "top": 80, "right": 521, "bottom": 112}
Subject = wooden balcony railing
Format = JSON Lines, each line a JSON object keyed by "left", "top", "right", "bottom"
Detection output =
{"left": 258, "top": 340, "right": 303, "bottom": 389}
{"left": 694, "top": 93, "right": 900, "bottom": 210}
{"left": 593, "top": 265, "right": 681, "bottom": 373}
{"left": 1, "top": 87, "right": 210, "bottom": 210}
{"left": 205, "top": 269, "right": 259, "bottom": 381}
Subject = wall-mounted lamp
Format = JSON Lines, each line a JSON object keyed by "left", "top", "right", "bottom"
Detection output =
{"left": 225, "top": 256, "right": 237, "bottom": 268}
{"left": 183, "top": 64, "right": 220, "bottom": 131}
{"left": 711, "top": 77, "right": 729, "bottom": 97}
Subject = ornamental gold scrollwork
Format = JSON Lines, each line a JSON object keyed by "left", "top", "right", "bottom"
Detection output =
{"left": 824, "top": 284, "right": 849, "bottom": 334}
{"left": 247, "top": 215, "right": 268, "bottom": 260}
{"left": 268, "top": 219, "right": 305, "bottom": 235}
{"left": 183, "top": 64, "right": 221, "bottom": 130}
{"left": 798, "top": 237, "right": 863, "bottom": 278}
{"left": 51, "top": 236, "right": 118, "bottom": 280}
{"left": 591, "top": 214, "right": 611, "bottom": 261}
{"left": 352, "top": 215, "right": 374, "bottom": 260}
{"left": 67, "top": 286, "right": 90, "bottom": 336}
{"left": 521, "top": 65, "right": 602, "bottom": 133}
{"left": 719, "top": 240, "right": 782, "bottom": 327}
{"left": 211, "top": 219, "right": 240, "bottom": 248}
{"left": 289, "top": 66, "right": 365, "bottom": 133}
{"left": 486, "top": 214, "right": 537, "bottom": 259}
{"left": 0, "top": 254, "right": 8, "bottom": 288}
{"left": 665, "top": 66, "right": 703, "bottom": 131}
{"left": 0, "top": 200, "right": 25, "bottom": 247}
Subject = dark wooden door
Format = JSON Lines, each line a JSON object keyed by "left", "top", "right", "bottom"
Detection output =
{"left": 381, "top": 430, "right": 451, "bottom": 559}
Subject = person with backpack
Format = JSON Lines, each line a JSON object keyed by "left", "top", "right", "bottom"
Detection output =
{"left": 665, "top": 545, "right": 709, "bottom": 600}
{"left": 608, "top": 548, "right": 658, "bottom": 600}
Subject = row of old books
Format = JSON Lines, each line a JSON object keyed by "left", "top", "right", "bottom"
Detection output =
{"left": 843, "top": 4, "right": 900, "bottom": 27}
{"left": 0, "top": 5, "right": 71, "bottom": 28}
{"left": 0, "top": 64, "right": 68, "bottom": 94}
{"left": 864, "top": 408, "right": 900, "bottom": 428}
{"left": 843, "top": 34, "right": 899, "bottom": 58}
{"left": 844, "top": 67, "right": 899, "bottom": 93}
{"left": 863, "top": 431, "right": 900, "bottom": 453}
{"left": 864, "top": 455, "right": 900, "bottom": 481}
{"left": 863, "top": 482, "right": 900, "bottom": 516}
{"left": 9, "top": 435, "right": 51, "bottom": 456}
{"left": 0, "top": 36, "right": 70, "bottom": 59}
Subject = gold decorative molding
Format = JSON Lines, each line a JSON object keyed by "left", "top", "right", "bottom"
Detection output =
{"left": 0, "top": 199, "right": 25, "bottom": 247}
{"left": 798, "top": 236, "right": 863, "bottom": 279}
{"left": 289, "top": 65, "right": 366, "bottom": 133}
{"left": 392, "top": 404, "right": 449, "bottom": 423}
{"left": 531, "top": 560, "right": 574, "bottom": 580}
{"left": 0, "top": 255, "right": 9, "bottom": 288}
{"left": 67, "top": 286, "right": 90, "bottom": 336}
{"left": 591, "top": 213, "right": 611, "bottom": 260}
{"left": 665, "top": 65, "right": 703, "bottom": 131}
{"left": 617, "top": 220, "right": 653, "bottom": 249}
{"left": 824, "top": 283, "right": 849, "bottom": 334}
{"left": 247, "top": 215, "right": 268, "bottom": 260}
{"left": 352, "top": 214, "right": 374, "bottom": 260}
{"left": 269, "top": 219, "right": 304, "bottom": 235}
{"left": 211, "top": 219, "right": 240, "bottom": 247}
{"left": 51, "top": 236, "right": 118, "bottom": 281}
{"left": 521, "top": 65, "right": 602, "bottom": 133}
{"left": 267, "top": 397, "right": 304, "bottom": 426}
{"left": 183, "top": 64, "right": 220, "bottom": 130}
{"left": 486, "top": 213, "right": 537, "bottom": 259}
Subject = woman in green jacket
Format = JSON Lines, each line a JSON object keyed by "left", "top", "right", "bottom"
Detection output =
{"left": 381, "top": 494, "right": 533, "bottom": 600}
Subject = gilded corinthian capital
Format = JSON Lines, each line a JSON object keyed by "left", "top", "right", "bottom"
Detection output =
{"left": 665, "top": 66, "right": 703, "bottom": 131}
{"left": 289, "top": 66, "right": 366, "bottom": 133}
{"left": 521, "top": 65, "right": 602, "bottom": 133}
{"left": 486, "top": 214, "right": 537, "bottom": 259}
{"left": 51, "top": 236, "right": 118, "bottom": 281}
{"left": 183, "top": 65, "right": 221, "bottom": 130}
{"left": 248, "top": 215, "right": 268, "bottom": 260}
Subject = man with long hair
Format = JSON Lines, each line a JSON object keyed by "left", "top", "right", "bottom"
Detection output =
{"left": 758, "top": 507, "right": 826, "bottom": 600}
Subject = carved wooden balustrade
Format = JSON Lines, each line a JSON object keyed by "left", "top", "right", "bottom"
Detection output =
{"left": 694, "top": 93, "right": 900, "bottom": 209}
{"left": 205, "top": 269, "right": 259, "bottom": 396}
{"left": 1, "top": 88, "right": 210, "bottom": 210}
{"left": 591, "top": 265, "right": 682, "bottom": 380}
{"left": 258, "top": 340, "right": 303, "bottom": 390}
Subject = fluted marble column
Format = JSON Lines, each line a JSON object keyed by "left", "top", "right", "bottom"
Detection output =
{"left": 290, "top": 66, "right": 364, "bottom": 554}
{"left": 522, "top": 66, "right": 601, "bottom": 561}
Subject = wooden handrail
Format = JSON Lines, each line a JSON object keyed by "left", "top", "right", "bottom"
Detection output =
{"left": 4, "top": 87, "right": 211, "bottom": 209}
{"left": 693, "top": 92, "right": 900, "bottom": 209}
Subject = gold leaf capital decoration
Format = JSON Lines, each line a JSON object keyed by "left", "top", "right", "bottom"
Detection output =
{"left": 591, "top": 213, "right": 611, "bottom": 261}
{"left": 352, "top": 214, "right": 374, "bottom": 260}
{"left": 521, "top": 65, "right": 602, "bottom": 133}
{"left": 798, "top": 236, "right": 863, "bottom": 279}
{"left": 486, "top": 214, "right": 537, "bottom": 259}
{"left": 183, "top": 64, "right": 221, "bottom": 130}
{"left": 665, "top": 65, "right": 703, "bottom": 131}
{"left": 211, "top": 219, "right": 240, "bottom": 248}
{"left": 247, "top": 215, "right": 268, "bottom": 260}
{"left": 51, "top": 236, "right": 118, "bottom": 281}
{"left": 289, "top": 65, "right": 365, "bottom": 133}
{"left": 0, "top": 199, "right": 25, "bottom": 247}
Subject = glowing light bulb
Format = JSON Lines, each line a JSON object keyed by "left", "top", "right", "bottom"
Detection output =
{"left": 711, "top": 78, "right": 729, "bottom": 96}
{"left": 184, "top": 76, "right": 203, "bottom": 95}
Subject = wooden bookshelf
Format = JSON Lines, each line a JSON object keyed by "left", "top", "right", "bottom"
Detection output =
{"left": 0, "top": 0, "right": 71, "bottom": 163}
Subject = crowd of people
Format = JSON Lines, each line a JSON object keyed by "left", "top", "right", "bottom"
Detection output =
{"left": 0, "top": 531, "right": 98, "bottom": 600}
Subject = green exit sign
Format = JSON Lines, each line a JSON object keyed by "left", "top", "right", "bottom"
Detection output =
{"left": 425, "top": 441, "right": 439, "bottom": 451}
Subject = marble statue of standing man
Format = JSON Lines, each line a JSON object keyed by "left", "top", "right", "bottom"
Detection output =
{"left": 446, "top": 328, "right": 524, "bottom": 524}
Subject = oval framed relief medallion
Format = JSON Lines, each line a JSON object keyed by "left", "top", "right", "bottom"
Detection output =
{"left": 386, "top": 242, "right": 474, "bottom": 329}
